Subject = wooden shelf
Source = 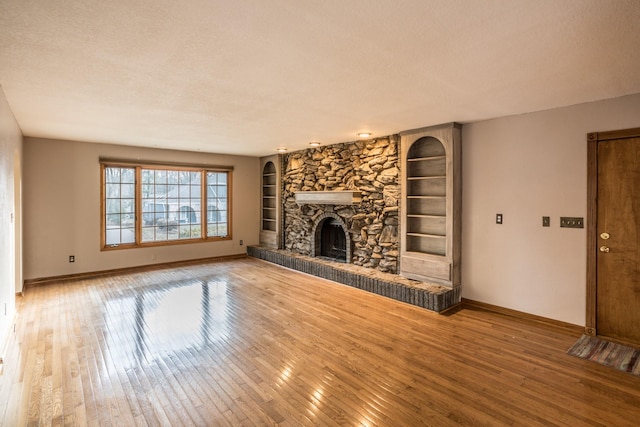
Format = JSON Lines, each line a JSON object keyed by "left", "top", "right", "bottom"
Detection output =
{"left": 407, "top": 176, "right": 446, "bottom": 180}
{"left": 406, "top": 234, "right": 446, "bottom": 256}
{"left": 407, "top": 155, "right": 446, "bottom": 162}
{"left": 406, "top": 232, "right": 445, "bottom": 238}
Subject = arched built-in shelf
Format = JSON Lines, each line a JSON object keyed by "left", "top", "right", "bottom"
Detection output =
{"left": 400, "top": 123, "right": 461, "bottom": 289}
{"left": 262, "top": 162, "right": 277, "bottom": 232}
{"left": 260, "top": 156, "right": 281, "bottom": 248}
{"left": 406, "top": 138, "right": 447, "bottom": 256}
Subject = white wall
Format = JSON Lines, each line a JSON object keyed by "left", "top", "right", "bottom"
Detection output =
{"left": 23, "top": 138, "right": 260, "bottom": 280}
{"left": 462, "top": 93, "right": 640, "bottom": 325}
{"left": 0, "top": 86, "right": 22, "bottom": 348}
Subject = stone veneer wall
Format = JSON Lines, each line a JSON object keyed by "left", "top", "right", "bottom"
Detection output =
{"left": 283, "top": 136, "right": 400, "bottom": 273}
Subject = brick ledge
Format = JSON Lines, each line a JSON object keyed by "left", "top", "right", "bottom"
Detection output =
{"left": 248, "top": 246, "right": 460, "bottom": 313}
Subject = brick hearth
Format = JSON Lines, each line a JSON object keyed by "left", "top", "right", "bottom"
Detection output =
{"left": 248, "top": 246, "right": 461, "bottom": 313}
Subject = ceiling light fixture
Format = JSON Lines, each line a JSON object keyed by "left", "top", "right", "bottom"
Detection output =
{"left": 309, "top": 142, "right": 321, "bottom": 147}
{"left": 357, "top": 132, "right": 372, "bottom": 138}
{"left": 276, "top": 147, "right": 288, "bottom": 152}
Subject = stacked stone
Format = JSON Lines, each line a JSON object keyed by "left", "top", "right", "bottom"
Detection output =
{"left": 282, "top": 136, "right": 400, "bottom": 273}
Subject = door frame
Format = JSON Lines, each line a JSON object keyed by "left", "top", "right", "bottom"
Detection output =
{"left": 586, "top": 127, "right": 640, "bottom": 336}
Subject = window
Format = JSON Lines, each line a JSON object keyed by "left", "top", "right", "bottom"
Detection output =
{"left": 102, "top": 163, "right": 231, "bottom": 249}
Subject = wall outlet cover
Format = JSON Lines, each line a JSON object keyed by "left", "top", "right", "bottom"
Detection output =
{"left": 560, "top": 217, "right": 584, "bottom": 228}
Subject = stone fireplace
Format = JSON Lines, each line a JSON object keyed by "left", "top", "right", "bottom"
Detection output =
{"left": 282, "top": 136, "right": 400, "bottom": 273}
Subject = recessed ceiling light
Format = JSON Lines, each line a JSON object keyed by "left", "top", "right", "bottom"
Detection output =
{"left": 277, "top": 147, "right": 288, "bottom": 152}
{"left": 357, "top": 132, "right": 372, "bottom": 138}
{"left": 309, "top": 142, "right": 321, "bottom": 147}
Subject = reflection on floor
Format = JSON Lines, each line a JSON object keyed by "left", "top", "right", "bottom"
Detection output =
{"left": 105, "top": 277, "right": 230, "bottom": 368}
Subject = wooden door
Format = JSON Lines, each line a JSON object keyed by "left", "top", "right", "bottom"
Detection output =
{"left": 587, "top": 129, "right": 640, "bottom": 346}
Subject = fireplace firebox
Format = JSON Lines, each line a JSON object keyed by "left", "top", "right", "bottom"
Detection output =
{"left": 311, "top": 213, "right": 351, "bottom": 263}
{"left": 320, "top": 218, "right": 346, "bottom": 261}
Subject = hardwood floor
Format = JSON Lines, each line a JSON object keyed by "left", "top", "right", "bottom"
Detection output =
{"left": 1, "top": 257, "right": 639, "bottom": 426}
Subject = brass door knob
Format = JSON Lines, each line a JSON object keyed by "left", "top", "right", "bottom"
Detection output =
{"left": 599, "top": 246, "right": 610, "bottom": 253}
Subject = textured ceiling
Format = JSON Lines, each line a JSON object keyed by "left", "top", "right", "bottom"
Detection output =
{"left": 1, "top": 0, "right": 640, "bottom": 156}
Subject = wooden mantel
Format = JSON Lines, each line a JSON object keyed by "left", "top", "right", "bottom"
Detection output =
{"left": 294, "top": 190, "right": 362, "bottom": 205}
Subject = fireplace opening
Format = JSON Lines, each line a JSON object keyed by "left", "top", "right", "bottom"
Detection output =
{"left": 319, "top": 218, "right": 347, "bottom": 262}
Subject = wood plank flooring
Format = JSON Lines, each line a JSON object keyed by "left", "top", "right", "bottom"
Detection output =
{"left": 1, "top": 257, "right": 639, "bottom": 426}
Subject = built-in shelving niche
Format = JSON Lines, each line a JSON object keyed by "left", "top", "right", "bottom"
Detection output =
{"left": 260, "top": 155, "right": 281, "bottom": 248}
{"left": 400, "top": 123, "right": 461, "bottom": 289}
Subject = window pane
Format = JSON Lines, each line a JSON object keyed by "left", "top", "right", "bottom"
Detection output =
{"left": 106, "top": 213, "right": 121, "bottom": 226}
{"left": 178, "top": 184, "right": 189, "bottom": 198}
{"left": 215, "top": 185, "right": 227, "bottom": 198}
{"left": 190, "top": 184, "right": 200, "bottom": 198}
{"left": 167, "top": 170, "right": 179, "bottom": 184}
{"left": 121, "top": 168, "right": 135, "bottom": 183}
{"left": 106, "top": 183, "right": 120, "bottom": 198}
{"left": 206, "top": 171, "right": 229, "bottom": 238}
{"left": 106, "top": 229, "right": 120, "bottom": 245}
{"left": 105, "top": 167, "right": 121, "bottom": 183}
{"left": 167, "top": 184, "right": 178, "bottom": 197}
{"left": 178, "top": 225, "right": 191, "bottom": 239}
{"left": 121, "top": 183, "right": 135, "bottom": 198}
{"left": 139, "top": 168, "right": 203, "bottom": 243}
{"left": 142, "top": 226, "right": 154, "bottom": 242}
{"left": 106, "top": 199, "right": 120, "bottom": 215}
{"left": 192, "top": 172, "right": 202, "bottom": 184}
{"left": 155, "top": 183, "right": 167, "bottom": 196}
{"left": 121, "top": 228, "right": 135, "bottom": 244}
{"left": 142, "top": 184, "right": 154, "bottom": 198}
{"left": 121, "top": 199, "right": 135, "bottom": 214}
{"left": 142, "top": 169, "right": 154, "bottom": 183}
{"left": 179, "top": 172, "right": 191, "bottom": 185}
{"left": 104, "top": 166, "right": 136, "bottom": 246}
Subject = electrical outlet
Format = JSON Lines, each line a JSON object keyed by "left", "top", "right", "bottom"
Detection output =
{"left": 496, "top": 214, "right": 503, "bottom": 224}
{"left": 542, "top": 216, "right": 550, "bottom": 227}
{"left": 69, "top": 255, "right": 75, "bottom": 263}
{"left": 239, "top": 240, "right": 244, "bottom": 245}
